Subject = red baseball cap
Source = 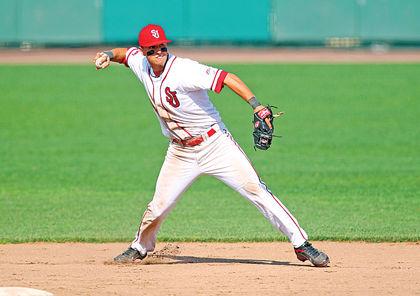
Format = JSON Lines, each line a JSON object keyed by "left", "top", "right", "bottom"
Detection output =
{"left": 138, "top": 24, "right": 172, "bottom": 47}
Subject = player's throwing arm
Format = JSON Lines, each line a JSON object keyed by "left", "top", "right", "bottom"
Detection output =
{"left": 93, "top": 48, "right": 127, "bottom": 69}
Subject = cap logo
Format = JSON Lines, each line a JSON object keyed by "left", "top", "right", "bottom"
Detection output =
{"left": 151, "top": 29, "right": 160, "bottom": 39}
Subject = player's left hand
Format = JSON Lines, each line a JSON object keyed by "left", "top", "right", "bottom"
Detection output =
{"left": 93, "top": 52, "right": 110, "bottom": 70}
{"left": 252, "top": 106, "right": 284, "bottom": 150}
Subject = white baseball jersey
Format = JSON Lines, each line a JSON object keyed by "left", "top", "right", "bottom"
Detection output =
{"left": 124, "top": 47, "right": 228, "bottom": 139}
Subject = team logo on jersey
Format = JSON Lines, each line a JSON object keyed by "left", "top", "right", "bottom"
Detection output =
{"left": 151, "top": 29, "right": 160, "bottom": 39}
{"left": 165, "top": 87, "right": 180, "bottom": 108}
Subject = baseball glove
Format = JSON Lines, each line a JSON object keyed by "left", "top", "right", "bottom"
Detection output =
{"left": 252, "top": 106, "right": 284, "bottom": 150}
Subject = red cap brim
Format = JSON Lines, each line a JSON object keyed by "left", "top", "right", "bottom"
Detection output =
{"left": 140, "top": 39, "right": 172, "bottom": 47}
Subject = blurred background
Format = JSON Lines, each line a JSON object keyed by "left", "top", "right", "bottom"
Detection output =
{"left": 1, "top": 0, "right": 420, "bottom": 49}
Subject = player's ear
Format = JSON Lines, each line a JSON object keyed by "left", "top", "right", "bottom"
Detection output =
{"left": 139, "top": 46, "right": 147, "bottom": 56}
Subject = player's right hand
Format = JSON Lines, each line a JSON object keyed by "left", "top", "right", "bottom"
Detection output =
{"left": 93, "top": 52, "right": 110, "bottom": 70}
{"left": 253, "top": 105, "right": 273, "bottom": 129}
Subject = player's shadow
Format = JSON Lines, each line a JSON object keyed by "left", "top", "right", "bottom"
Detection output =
{"left": 154, "top": 255, "right": 306, "bottom": 266}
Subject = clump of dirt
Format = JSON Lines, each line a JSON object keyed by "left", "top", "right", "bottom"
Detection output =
{"left": 103, "top": 243, "right": 182, "bottom": 265}
{"left": 142, "top": 243, "right": 181, "bottom": 265}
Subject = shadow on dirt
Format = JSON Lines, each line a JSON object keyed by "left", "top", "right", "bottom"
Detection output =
{"left": 146, "top": 254, "right": 307, "bottom": 266}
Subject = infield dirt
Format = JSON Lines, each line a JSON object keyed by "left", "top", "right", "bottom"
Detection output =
{"left": 1, "top": 47, "right": 420, "bottom": 64}
{"left": 0, "top": 242, "right": 419, "bottom": 295}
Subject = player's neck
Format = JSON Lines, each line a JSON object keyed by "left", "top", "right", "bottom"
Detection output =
{"left": 150, "top": 55, "right": 169, "bottom": 77}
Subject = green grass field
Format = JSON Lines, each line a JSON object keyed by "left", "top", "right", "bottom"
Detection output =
{"left": 0, "top": 63, "right": 419, "bottom": 243}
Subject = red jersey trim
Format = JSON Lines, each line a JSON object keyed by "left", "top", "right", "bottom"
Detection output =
{"left": 214, "top": 70, "right": 228, "bottom": 93}
{"left": 210, "top": 69, "right": 221, "bottom": 91}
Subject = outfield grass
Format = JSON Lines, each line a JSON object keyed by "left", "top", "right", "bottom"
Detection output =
{"left": 0, "top": 64, "right": 419, "bottom": 243}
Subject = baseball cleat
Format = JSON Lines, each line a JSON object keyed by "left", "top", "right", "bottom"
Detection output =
{"left": 114, "top": 247, "right": 147, "bottom": 263}
{"left": 294, "top": 241, "right": 330, "bottom": 267}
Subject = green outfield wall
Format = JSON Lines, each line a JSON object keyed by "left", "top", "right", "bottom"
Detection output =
{"left": 0, "top": 0, "right": 419, "bottom": 46}
{"left": 0, "top": 0, "right": 102, "bottom": 44}
{"left": 271, "top": 0, "right": 420, "bottom": 43}
{"left": 103, "top": 0, "right": 270, "bottom": 43}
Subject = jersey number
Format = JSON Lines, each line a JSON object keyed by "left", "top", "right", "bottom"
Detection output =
{"left": 165, "top": 87, "right": 180, "bottom": 108}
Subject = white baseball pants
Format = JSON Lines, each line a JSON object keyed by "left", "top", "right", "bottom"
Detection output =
{"left": 131, "top": 128, "right": 308, "bottom": 254}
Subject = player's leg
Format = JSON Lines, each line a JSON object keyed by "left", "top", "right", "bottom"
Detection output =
{"left": 115, "top": 144, "right": 200, "bottom": 262}
{"left": 199, "top": 131, "right": 329, "bottom": 266}
{"left": 199, "top": 131, "right": 307, "bottom": 246}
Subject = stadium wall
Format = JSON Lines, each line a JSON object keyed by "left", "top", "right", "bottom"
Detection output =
{"left": 0, "top": 0, "right": 419, "bottom": 46}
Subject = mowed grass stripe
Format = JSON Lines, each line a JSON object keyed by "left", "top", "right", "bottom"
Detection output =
{"left": 0, "top": 64, "right": 419, "bottom": 242}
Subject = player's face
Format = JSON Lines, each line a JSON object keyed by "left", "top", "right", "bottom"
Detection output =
{"left": 141, "top": 43, "right": 168, "bottom": 66}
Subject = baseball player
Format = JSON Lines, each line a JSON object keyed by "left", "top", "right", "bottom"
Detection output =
{"left": 93, "top": 24, "right": 330, "bottom": 267}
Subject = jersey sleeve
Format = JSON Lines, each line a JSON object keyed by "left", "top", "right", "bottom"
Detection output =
{"left": 178, "top": 59, "right": 228, "bottom": 94}
{"left": 123, "top": 47, "right": 145, "bottom": 83}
